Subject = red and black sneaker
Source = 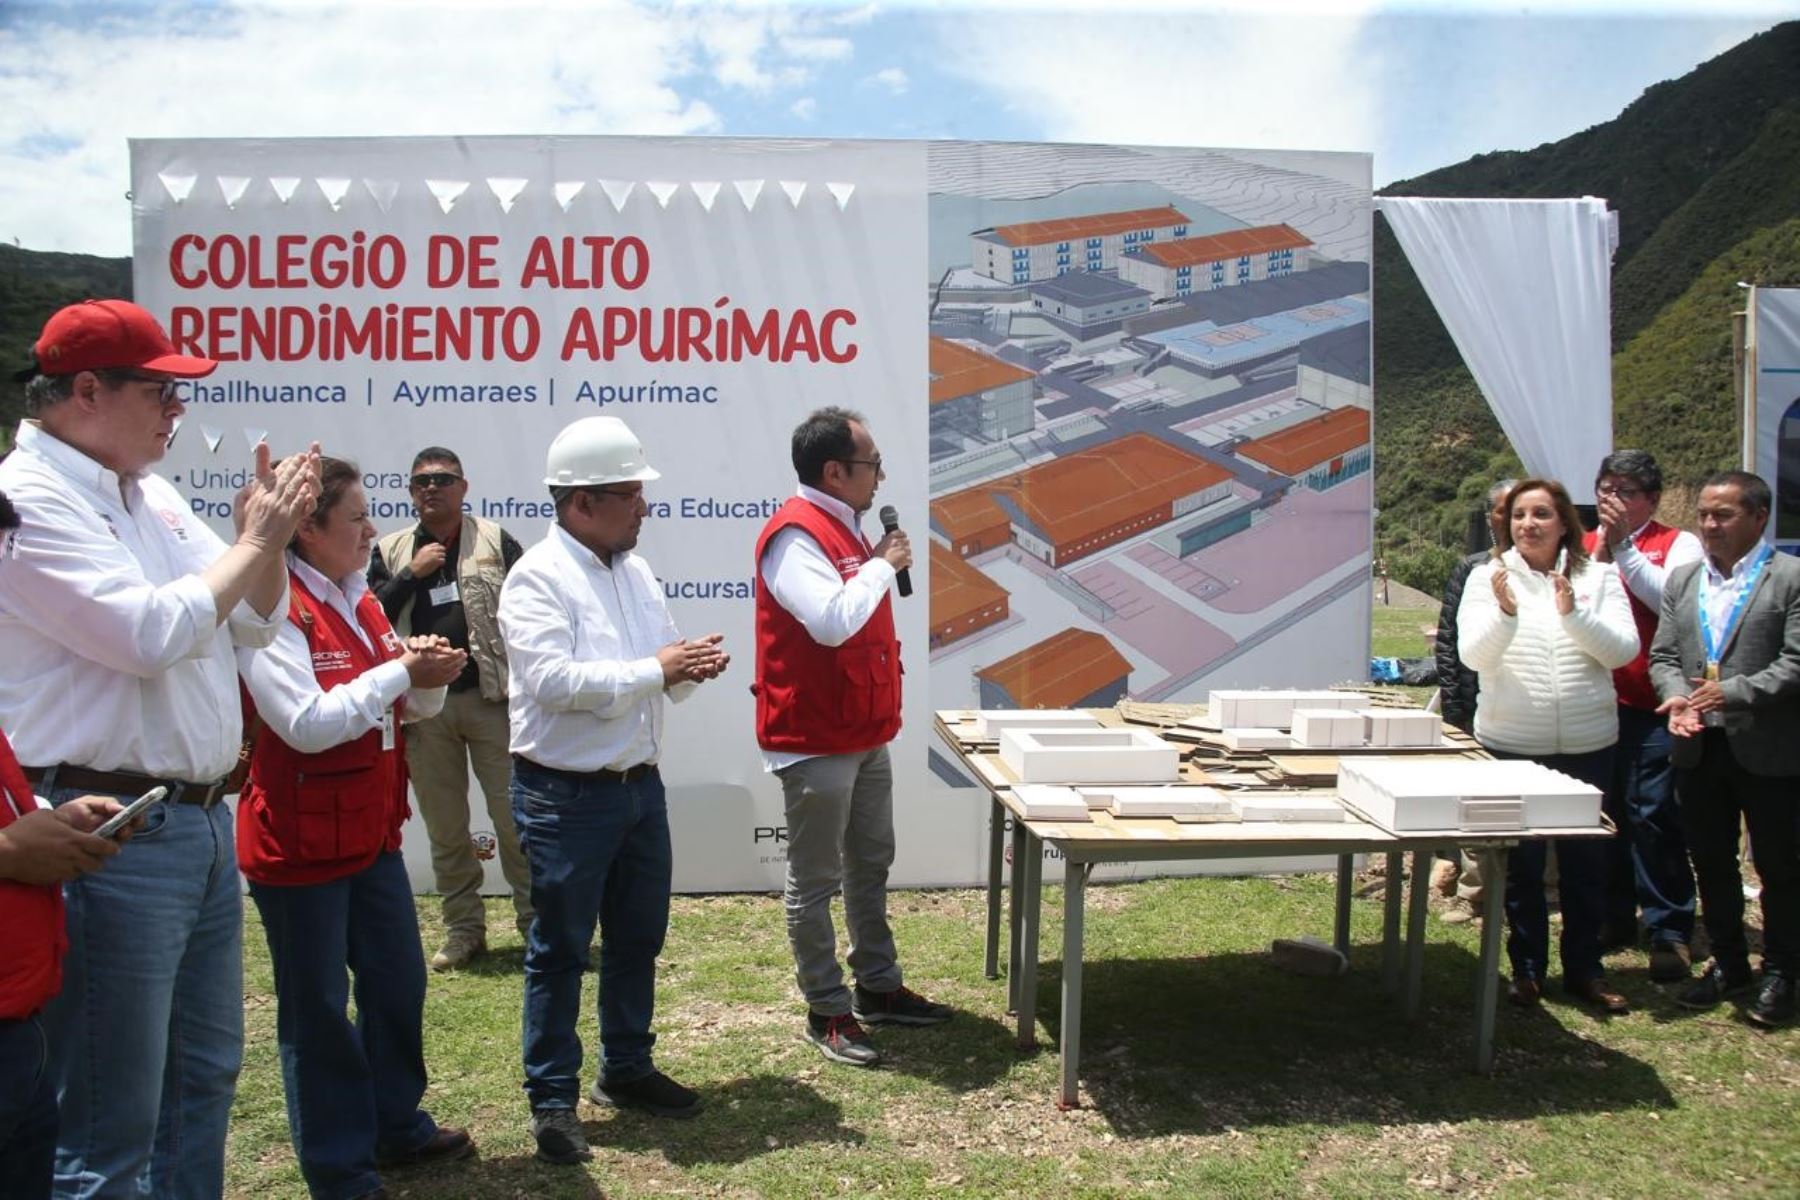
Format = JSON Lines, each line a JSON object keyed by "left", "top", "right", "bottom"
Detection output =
{"left": 807, "top": 1011, "right": 882, "bottom": 1067}
{"left": 851, "top": 984, "right": 953, "bottom": 1027}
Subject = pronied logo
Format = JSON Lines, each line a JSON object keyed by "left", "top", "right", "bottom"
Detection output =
{"left": 834, "top": 555, "right": 863, "bottom": 576}
{"left": 470, "top": 832, "right": 498, "bottom": 861}
{"left": 754, "top": 825, "right": 788, "bottom": 865}
{"left": 310, "top": 649, "right": 354, "bottom": 671}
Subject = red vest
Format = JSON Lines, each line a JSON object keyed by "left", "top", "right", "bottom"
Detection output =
{"left": 753, "top": 497, "right": 902, "bottom": 755}
{"left": 237, "top": 575, "right": 410, "bottom": 887}
{"left": 1584, "top": 521, "right": 1684, "bottom": 711}
{"left": 0, "top": 726, "right": 64, "bottom": 1019}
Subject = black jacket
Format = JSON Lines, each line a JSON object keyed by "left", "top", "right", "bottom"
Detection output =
{"left": 1434, "top": 551, "right": 1489, "bottom": 732}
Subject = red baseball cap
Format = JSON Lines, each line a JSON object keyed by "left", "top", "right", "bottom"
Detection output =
{"left": 27, "top": 300, "right": 216, "bottom": 379}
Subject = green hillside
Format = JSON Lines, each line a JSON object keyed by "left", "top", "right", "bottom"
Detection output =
{"left": 0, "top": 245, "right": 133, "bottom": 444}
{"left": 1374, "top": 20, "right": 1800, "bottom": 594}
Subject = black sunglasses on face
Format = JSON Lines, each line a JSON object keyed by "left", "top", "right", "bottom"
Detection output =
{"left": 410, "top": 472, "right": 463, "bottom": 490}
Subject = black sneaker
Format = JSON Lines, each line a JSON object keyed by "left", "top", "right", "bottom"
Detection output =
{"left": 807, "top": 1011, "right": 882, "bottom": 1067}
{"left": 588, "top": 1070, "right": 703, "bottom": 1119}
{"left": 1747, "top": 974, "right": 1795, "bottom": 1029}
{"left": 530, "top": 1107, "right": 592, "bottom": 1165}
{"left": 851, "top": 984, "right": 953, "bottom": 1027}
{"left": 1676, "top": 959, "right": 1755, "bottom": 1010}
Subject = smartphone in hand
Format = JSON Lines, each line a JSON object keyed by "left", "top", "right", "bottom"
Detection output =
{"left": 93, "top": 786, "right": 168, "bottom": 840}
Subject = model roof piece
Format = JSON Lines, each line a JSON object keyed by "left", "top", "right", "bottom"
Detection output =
{"left": 929, "top": 541, "right": 1009, "bottom": 628}
{"left": 929, "top": 337, "right": 1036, "bottom": 406}
{"left": 987, "top": 432, "right": 1231, "bottom": 549}
{"left": 1130, "top": 223, "right": 1312, "bottom": 268}
{"left": 976, "top": 628, "right": 1132, "bottom": 711}
{"left": 1235, "top": 406, "right": 1370, "bottom": 476}
{"left": 983, "top": 206, "right": 1193, "bottom": 248}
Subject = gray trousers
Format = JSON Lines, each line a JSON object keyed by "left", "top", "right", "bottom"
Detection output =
{"left": 777, "top": 745, "right": 903, "bottom": 1015}
{"left": 405, "top": 688, "right": 534, "bottom": 936}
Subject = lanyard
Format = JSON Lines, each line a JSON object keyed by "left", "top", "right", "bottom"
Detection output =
{"left": 1699, "top": 543, "right": 1773, "bottom": 670}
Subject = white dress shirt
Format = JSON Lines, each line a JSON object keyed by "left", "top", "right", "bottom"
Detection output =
{"left": 0, "top": 421, "right": 281, "bottom": 779}
{"left": 500, "top": 523, "right": 694, "bottom": 773}
{"left": 1612, "top": 521, "right": 1703, "bottom": 613}
{"left": 757, "top": 484, "right": 898, "bottom": 772}
{"left": 1700, "top": 540, "right": 1774, "bottom": 654}
{"left": 236, "top": 554, "right": 445, "bottom": 756}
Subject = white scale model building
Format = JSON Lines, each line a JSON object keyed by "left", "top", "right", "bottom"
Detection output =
{"left": 1336, "top": 757, "right": 1602, "bottom": 834}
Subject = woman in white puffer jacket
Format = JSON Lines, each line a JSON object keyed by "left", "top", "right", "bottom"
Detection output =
{"left": 1458, "top": 479, "right": 1639, "bottom": 1014}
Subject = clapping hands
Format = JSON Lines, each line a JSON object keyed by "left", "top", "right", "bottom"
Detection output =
{"left": 234, "top": 441, "right": 323, "bottom": 552}
{"left": 401, "top": 634, "right": 467, "bottom": 688}
{"left": 657, "top": 633, "right": 729, "bottom": 686}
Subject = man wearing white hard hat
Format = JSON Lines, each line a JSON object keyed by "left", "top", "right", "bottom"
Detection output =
{"left": 498, "top": 416, "right": 728, "bottom": 1166}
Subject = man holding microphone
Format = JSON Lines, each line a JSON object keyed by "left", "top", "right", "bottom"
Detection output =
{"left": 753, "top": 407, "right": 951, "bottom": 1068}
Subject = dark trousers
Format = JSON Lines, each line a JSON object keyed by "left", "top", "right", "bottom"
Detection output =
{"left": 1678, "top": 730, "right": 1800, "bottom": 978}
{"left": 250, "top": 851, "right": 436, "bottom": 1200}
{"left": 511, "top": 761, "right": 671, "bottom": 1110}
{"left": 1496, "top": 746, "right": 1615, "bottom": 985}
{"left": 0, "top": 1014, "right": 55, "bottom": 1200}
{"left": 1602, "top": 705, "right": 1696, "bottom": 946}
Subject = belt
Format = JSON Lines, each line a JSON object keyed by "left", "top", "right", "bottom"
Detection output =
{"left": 511, "top": 755, "right": 657, "bottom": 786}
{"left": 22, "top": 765, "right": 231, "bottom": 809}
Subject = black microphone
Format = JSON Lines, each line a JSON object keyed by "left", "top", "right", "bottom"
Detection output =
{"left": 878, "top": 505, "right": 912, "bottom": 598}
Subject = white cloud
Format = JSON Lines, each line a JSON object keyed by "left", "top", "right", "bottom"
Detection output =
{"left": 791, "top": 96, "right": 820, "bottom": 120}
{"left": 868, "top": 66, "right": 909, "bottom": 93}
{"left": 931, "top": 13, "right": 1375, "bottom": 157}
{"left": 779, "top": 34, "right": 854, "bottom": 60}
{"left": 0, "top": 1, "right": 852, "bottom": 254}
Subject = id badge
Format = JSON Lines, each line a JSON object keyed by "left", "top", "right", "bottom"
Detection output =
{"left": 428, "top": 580, "right": 460, "bottom": 606}
{"left": 1705, "top": 660, "right": 1721, "bottom": 683}
{"left": 381, "top": 710, "right": 396, "bottom": 751}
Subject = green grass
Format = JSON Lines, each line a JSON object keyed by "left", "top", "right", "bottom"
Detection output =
{"left": 1371, "top": 604, "right": 1438, "bottom": 661}
{"left": 227, "top": 877, "right": 1800, "bottom": 1199}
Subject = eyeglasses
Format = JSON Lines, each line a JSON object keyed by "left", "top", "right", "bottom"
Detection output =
{"left": 102, "top": 370, "right": 181, "bottom": 405}
{"left": 582, "top": 486, "right": 644, "bottom": 503}
{"left": 410, "top": 472, "right": 463, "bottom": 490}
{"left": 1596, "top": 484, "right": 1645, "bottom": 499}
{"left": 839, "top": 457, "right": 883, "bottom": 472}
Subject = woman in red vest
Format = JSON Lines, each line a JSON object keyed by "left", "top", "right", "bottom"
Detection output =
{"left": 0, "top": 488, "right": 137, "bottom": 1200}
{"left": 235, "top": 458, "right": 472, "bottom": 1200}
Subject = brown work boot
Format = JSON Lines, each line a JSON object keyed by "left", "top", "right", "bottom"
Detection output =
{"left": 1440, "top": 897, "right": 1479, "bottom": 925}
{"left": 430, "top": 928, "right": 487, "bottom": 972}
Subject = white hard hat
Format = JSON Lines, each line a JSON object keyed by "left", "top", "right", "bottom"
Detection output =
{"left": 543, "top": 416, "right": 662, "bottom": 487}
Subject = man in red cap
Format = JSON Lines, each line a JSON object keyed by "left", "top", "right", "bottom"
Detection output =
{"left": 0, "top": 299, "right": 320, "bottom": 1197}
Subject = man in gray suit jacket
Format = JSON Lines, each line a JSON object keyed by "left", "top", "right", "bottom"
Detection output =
{"left": 1650, "top": 470, "right": 1799, "bottom": 1028}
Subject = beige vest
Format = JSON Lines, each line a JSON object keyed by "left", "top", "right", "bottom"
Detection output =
{"left": 375, "top": 515, "right": 509, "bottom": 702}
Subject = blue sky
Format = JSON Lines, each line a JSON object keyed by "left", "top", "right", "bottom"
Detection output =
{"left": 1, "top": 1, "right": 1791, "bottom": 256}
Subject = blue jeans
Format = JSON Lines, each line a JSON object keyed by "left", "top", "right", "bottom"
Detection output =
{"left": 0, "top": 1015, "right": 56, "bottom": 1200}
{"left": 1495, "top": 747, "right": 1615, "bottom": 985}
{"left": 250, "top": 851, "right": 436, "bottom": 1200}
{"left": 511, "top": 761, "right": 671, "bottom": 1110}
{"left": 40, "top": 796, "right": 242, "bottom": 1200}
{"left": 1603, "top": 705, "right": 1695, "bottom": 947}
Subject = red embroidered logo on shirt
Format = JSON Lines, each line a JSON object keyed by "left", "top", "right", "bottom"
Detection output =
{"left": 154, "top": 509, "right": 189, "bottom": 541}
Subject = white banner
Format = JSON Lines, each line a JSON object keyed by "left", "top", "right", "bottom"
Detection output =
{"left": 131, "top": 136, "right": 1372, "bottom": 893}
{"left": 1750, "top": 287, "right": 1800, "bottom": 554}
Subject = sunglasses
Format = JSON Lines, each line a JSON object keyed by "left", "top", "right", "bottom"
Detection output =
{"left": 410, "top": 472, "right": 463, "bottom": 490}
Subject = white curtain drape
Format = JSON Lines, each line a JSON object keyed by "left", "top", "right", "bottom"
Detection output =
{"left": 1375, "top": 196, "right": 1617, "bottom": 502}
